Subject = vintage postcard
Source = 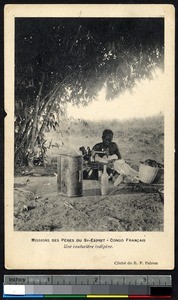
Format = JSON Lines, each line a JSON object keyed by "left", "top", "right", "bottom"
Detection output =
{"left": 5, "top": 4, "right": 175, "bottom": 269}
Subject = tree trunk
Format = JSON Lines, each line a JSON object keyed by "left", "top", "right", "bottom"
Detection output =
{"left": 29, "top": 73, "right": 45, "bottom": 153}
{"left": 39, "top": 90, "right": 59, "bottom": 135}
{"left": 30, "top": 95, "right": 40, "bottom": 152}
{"left": 38, "top": 83, "right": 60, "bottom": 118}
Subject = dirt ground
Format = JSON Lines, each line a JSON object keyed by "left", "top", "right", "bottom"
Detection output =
{"left": 14, "top": 116, "right": 164, "bottom": 232}
{"left": 14, "top": 176, "right": 164, "bottom": 232}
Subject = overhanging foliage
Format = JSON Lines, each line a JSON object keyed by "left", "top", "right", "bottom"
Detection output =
{"left": 15, "top": 18, "right": 164, "bottom": 166}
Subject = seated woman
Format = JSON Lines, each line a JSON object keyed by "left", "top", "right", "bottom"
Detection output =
{"left": 92, "top": 129, "right": 138, "bottom": 183}
{"left": 92, "top": 129, "right": 121, "bottom": 162}
{"left": 92, "top": 129, "right": 121, "bottom": 179}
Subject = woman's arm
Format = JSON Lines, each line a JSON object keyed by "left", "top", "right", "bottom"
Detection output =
{"left": 113, "top": 143, "right": 121, "bottom": 159}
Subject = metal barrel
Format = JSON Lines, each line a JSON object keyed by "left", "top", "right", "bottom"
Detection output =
{"left": 57, "top": 154, "right": 83, "bottom": 197}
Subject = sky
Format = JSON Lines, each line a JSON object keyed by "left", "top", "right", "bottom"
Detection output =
{"left": 67, "top": 69, "right": 165, "bottom": 121}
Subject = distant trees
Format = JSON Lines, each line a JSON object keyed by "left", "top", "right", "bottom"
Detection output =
{"left": 15, "top": 18, "right": 164, "bottom": 165}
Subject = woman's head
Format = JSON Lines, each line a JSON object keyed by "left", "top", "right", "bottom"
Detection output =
{"left": 102, "top": 129, "right": 113, "bottom": 147}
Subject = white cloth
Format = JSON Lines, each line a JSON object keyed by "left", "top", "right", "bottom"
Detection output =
{"left": 113, "top": 159, "right": 138, "bottom": 177}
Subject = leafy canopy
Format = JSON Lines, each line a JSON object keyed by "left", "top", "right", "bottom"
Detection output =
{"left": 15, "top": 18, "right": 164, "bottom": 106}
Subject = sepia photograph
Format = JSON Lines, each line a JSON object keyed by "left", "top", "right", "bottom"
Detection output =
{"left": 14, "top": 17, "right": 165, "bottom": 232}
{"left": 5, "top": 5, "right": 174, "bottom": 270}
